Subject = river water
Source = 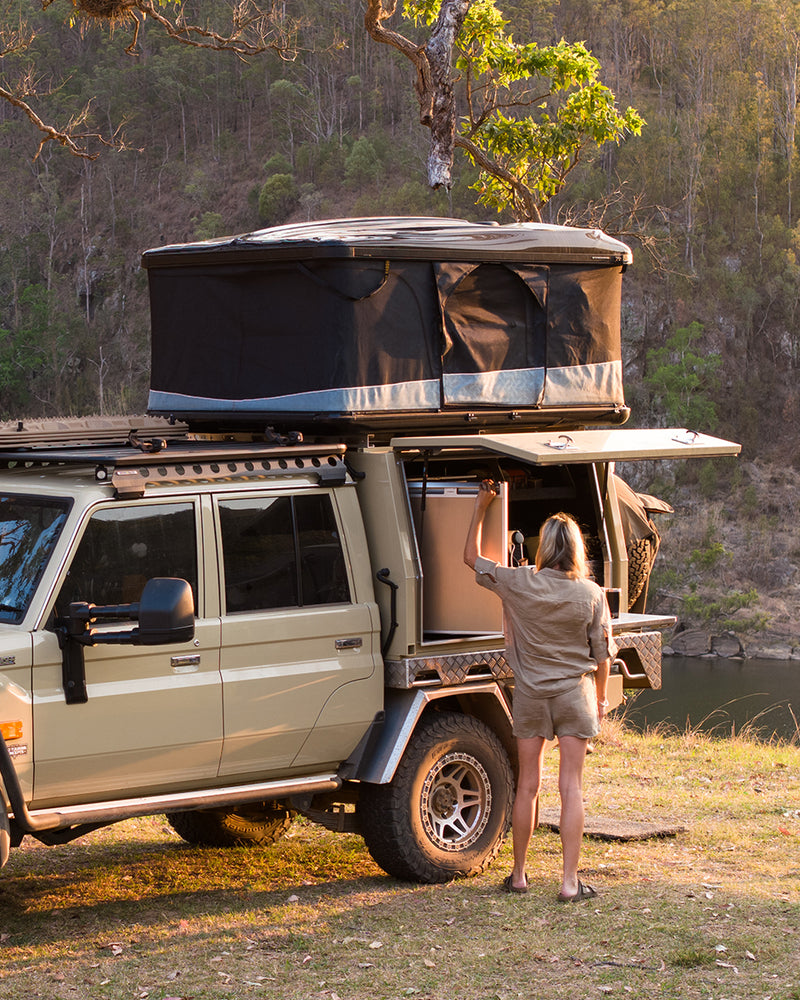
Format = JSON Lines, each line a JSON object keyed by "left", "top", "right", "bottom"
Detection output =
{"left": 621, "top": 656, "right": 800, "bottom": 742}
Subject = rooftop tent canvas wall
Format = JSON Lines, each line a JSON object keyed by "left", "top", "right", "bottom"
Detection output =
{"left": 147, "top": 258, "right": 443, "bottom": 415}
{"left": 143, "top": 218, "right": 630, "bottom": 429}
{"left": 542, "top": 263, "right": 624, "bottom": 406}
{"left": 433, "top": 262, "right": 623, "bottom": 408}
{"left": 435, "top": 262, "right": 548, "bottom": 406}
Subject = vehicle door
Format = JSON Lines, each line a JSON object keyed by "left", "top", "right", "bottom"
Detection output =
{"left": 31, "top": 497, "right": 222, "bottom": 807}
{"left": 215, "top": 486, "right": 381, "bottom": 780}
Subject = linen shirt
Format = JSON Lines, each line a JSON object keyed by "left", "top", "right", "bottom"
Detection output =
{"left": 474, "top": 556, "right": 617, "bottom": 698}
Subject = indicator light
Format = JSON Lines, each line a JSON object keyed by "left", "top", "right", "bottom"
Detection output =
{"left": 0, "top": 721, "right": 23, "bottom": 741}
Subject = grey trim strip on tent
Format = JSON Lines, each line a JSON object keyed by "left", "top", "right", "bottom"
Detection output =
{"left": 541, "top": 360, "right": 623, "bottom": 406}
{"left": 148, "top": 379, "right": 441, "bottom": 414}
{"left": 442, "top": 367, "right": 546, "bottom": 406}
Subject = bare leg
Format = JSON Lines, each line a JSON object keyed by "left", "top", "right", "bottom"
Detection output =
{"left": 510, "top": 736, "right": 546, "bottom": 888}
{"left": 557, "top": 735, "right": 589, "bottom": 898}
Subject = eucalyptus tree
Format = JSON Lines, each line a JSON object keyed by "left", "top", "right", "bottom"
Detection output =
{"left": 364, "top": 0, "right": 643, "bottom": 220}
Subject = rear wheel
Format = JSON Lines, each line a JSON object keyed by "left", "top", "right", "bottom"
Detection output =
{"left": 166, "top": 804, "right": 295, "bottom": 847}
{"left": 358, "top": 712, "right": 513, "bottom": 883}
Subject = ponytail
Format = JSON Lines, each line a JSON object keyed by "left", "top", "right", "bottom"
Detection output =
{"left": 535, "top": 512, "right": 589, "bottom": 580}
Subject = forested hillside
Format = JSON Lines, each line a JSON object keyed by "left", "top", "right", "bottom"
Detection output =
{"left": 1, "top": 0, "right": 799, "bottom": 466}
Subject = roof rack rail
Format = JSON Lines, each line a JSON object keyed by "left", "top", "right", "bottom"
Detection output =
{"left": 0, "top": 416, "right": 188, "bottom": 450}
{"left": 0, "top": 436, "right": 349, "bottom": 499}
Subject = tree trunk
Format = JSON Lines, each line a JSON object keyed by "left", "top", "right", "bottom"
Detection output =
{"left": 424, "top": 0, "right": 472, "bottom": 188}
{"left": 364, "top": 0, "right": 472, "bottom": 190}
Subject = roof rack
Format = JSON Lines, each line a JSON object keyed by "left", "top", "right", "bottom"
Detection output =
{"left": 0, "top": 419, "right": 348, "bottom": 498}
{"left": 97, "top": 443, "right": 349, "bottom": 498}
{"left": 0, "top": 416, "right": 188, "bottom": 449}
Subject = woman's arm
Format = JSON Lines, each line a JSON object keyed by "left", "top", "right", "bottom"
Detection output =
{"left": 463, "top": 480, "right": 498, "bottom": 570}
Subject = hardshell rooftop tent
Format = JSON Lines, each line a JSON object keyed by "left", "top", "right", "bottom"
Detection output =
{"left": 141, "top": 217, "right": 633, "bottom": 433}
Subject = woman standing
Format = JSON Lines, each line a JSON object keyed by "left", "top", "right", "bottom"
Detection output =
{"left": 463, "top": 481, "right": 615, "bottom": 901}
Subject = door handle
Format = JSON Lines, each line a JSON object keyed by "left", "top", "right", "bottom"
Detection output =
{"left": 335, "top": 637, "right": 363, "bottom": 650}
{"left": 171, "top": 654, "right": 201, "bottom": 672}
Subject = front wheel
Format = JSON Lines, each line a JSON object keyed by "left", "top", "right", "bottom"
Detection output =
{"left": 358, "top": 711, "right": 513, "bottom": 883}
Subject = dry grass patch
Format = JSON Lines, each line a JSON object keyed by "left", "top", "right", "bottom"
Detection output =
{"left": 0, "top": 726, "right": 798, "bottom": 1000}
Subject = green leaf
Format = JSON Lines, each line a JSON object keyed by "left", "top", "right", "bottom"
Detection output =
{"left": 404, "top": 0, "right": 645, "bottom": 218}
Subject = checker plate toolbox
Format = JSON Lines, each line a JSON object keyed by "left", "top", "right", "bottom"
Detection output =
{"left": 385, "top": 629, "right": 662, "bottom": 691}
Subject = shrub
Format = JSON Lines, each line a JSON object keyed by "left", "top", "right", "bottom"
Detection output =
{"left": 258, "top": 174, "right": 299, "bottom": 225}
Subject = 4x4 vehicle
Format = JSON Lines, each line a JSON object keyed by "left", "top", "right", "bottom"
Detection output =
{"left": 0, "top": 219, "right": 740, "bottom": 884}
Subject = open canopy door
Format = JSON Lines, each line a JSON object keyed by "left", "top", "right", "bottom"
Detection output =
{"left": 390, "top": 428, "right": 741, "bottom": 463}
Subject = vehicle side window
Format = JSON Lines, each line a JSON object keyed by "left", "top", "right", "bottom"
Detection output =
{"left": 297, "top": 494, "right": 351, "bottom": 606}
{"left": 54, "top": 503, "right": 198, "bottom": 619}
{"left": 219, "top": 493, "right": 350, "bottom": 614}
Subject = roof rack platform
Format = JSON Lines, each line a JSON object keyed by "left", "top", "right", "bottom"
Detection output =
{"left": 0, "top": 418, "right": 348, "bottom": 498}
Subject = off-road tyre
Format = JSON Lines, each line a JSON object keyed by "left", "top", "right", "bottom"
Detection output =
{"left": 165, "top": 804, "right": 295, "bottom": 847}
{"left": 627, "top": 537, "right": 657, "bottom": 608}
{"left": 358, "top": 711, "right": 513, "bottom": 884}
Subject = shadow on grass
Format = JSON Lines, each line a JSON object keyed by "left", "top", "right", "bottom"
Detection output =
{"left": 0, "top": 823, "right": 411, "bottom": 945}
{"left": 1, "top": 818, "right": 799, "bottom": 1000}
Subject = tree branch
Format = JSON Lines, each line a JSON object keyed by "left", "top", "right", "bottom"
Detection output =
{"left": 364, "top": 1, "right": 432, "bottom": 120}
{"left": 134, "top": 0, "right": 300, "bottom": 59}
{"left": 1, "top": 0, "right": 302, "bottom": 158}
{"left": 454, "top": 131, "right": 542, "bottom": 221}
{"left": 0, "top": 83, "right": 100, "bottom": 160}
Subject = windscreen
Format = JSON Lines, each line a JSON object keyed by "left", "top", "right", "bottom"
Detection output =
{"left": 0, "top": 495, "right": 71, "bottom": 623}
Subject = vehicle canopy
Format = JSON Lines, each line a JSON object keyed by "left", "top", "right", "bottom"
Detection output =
{"left": 141, "top": 217, "right": 632, "bottom": 432}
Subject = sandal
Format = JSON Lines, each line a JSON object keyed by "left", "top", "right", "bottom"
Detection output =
{"left": 501, "top": 874, "right": 528, "bottom": 894}
{"left": 557, "top": 879, "right": 597, "bottom": 903}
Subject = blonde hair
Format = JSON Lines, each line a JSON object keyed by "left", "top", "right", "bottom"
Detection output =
{"left": 535, "top": 512, "right": 589, "bottom": 580}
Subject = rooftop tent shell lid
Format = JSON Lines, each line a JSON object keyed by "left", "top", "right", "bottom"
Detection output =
{"left": 140, "top": 216, "right": 634, "bottom": 266}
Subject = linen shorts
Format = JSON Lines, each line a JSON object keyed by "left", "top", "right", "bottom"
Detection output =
{"left": 512, "top": 672, "right": 600, "bottom": 740}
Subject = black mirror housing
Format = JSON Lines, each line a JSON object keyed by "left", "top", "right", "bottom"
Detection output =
{"left": 137, "top": 578, "right": 195, "bottom": 645}
{"left": 58, "top": 577, "right": 195, "bottom": 704}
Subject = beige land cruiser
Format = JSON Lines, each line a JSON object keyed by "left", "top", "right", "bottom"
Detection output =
{"left": 0, "top": 218, "right": 740, "bottom": 885}
{"left": 0, "top": 417, "right": 737, "bottom": 884}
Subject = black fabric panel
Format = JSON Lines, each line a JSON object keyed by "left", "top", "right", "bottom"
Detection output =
{"left": 435, "top": 263, "right": 548, "bottom": 375}
{"left": 148, "top": 260, "right": 441, "bottom": 400}
{"left": 545, "top": 265, "right": 622, "bottom": 368}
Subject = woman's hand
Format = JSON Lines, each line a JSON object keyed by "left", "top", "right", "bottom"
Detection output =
{"left": 476, "top": 479, "right": 499, "bottom": 510}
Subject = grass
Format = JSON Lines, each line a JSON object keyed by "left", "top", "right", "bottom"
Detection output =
{"left": 1, "top": 718, "right": 799, "bottom": 1000}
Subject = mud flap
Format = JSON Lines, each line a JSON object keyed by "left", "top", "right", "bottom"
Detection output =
{"left": 0, "top": 806, "right": 10, "bottom": 868}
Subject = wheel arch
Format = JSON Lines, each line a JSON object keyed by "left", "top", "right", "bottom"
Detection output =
{"left": 352, "top": 682, "right": 514, "bottom": 786}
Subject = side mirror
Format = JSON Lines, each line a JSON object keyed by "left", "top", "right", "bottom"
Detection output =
{"left": 58, "top": 578, "right": 195, "bottom": 704}
{"left": 137, "top": 578, "right": 195, "bottom": 645}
